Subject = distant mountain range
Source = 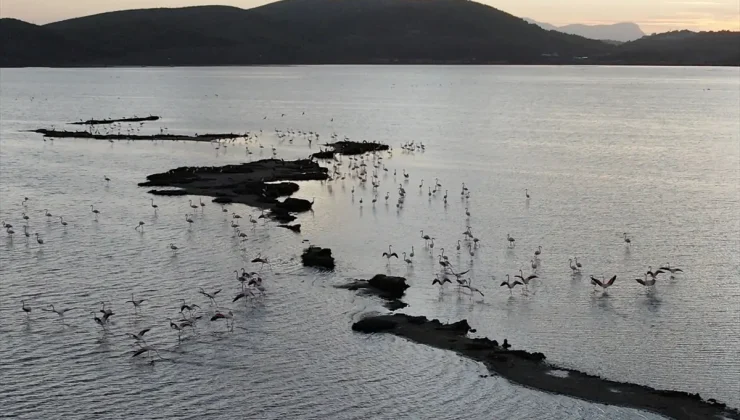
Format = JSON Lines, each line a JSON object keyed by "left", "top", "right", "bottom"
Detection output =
{"left": 1, "top": 0, "right": 737, "bottom": 67}
{"left": 523, "top": 18, "right": 646, "bottom": 42}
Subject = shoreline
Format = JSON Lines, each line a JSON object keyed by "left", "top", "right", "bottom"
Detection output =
{"left": 352, "top": 314, "right": 739, "bottom": 420}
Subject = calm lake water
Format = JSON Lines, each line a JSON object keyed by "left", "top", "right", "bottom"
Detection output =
{"left": 1, "top": 66, "right": 738, "bottom": 419}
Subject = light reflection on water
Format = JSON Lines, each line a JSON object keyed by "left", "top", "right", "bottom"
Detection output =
{"left": 1, "top": 66, "right": 738, "bottom": 419}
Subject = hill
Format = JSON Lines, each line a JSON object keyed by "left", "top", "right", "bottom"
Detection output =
{"left": 0, "top": 0, "right": 611, "bottom": 66}
{"left": 524, "top": 18, "right": 645, "bottom": 42}
{"left": 0, "top": 1, "right": 736, "bottom": 67}
{"left": 607, "top": 30, "right": 740, "bottom": 65}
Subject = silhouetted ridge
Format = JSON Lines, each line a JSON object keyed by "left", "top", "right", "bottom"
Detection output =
{"left": 0, "top": 1, "right": 737, "bottom": 66}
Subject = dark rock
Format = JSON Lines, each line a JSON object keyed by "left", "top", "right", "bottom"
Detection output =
{"left": 269, "top": 208, "right": 296, "bottom": 223}
{"left": 264, "top": 182, "right": 299, "bottom": 198}
{"left": 367, "top": 274, "right": 409, "bottom": 299}
{"left": 383, "top": 299, "right": 408, "bottom": 311}
{"left": 71, "top": 115, "right": 160, "bottom": 125}
{"left": 352, "top": 317, "right": 397, "bottom": 333}
{"left": 276, "top": 197, "right": 313, "bottom": 213}
{"left": 212, "top": 196, "right": 233, "bottom": 203}
{"left": 301, "top": 246, "right": 335, "bottom": 270}
{"left": 278, "top": 224, "right": 301, "bottom": 232}
{"left": 147, "top": 189, "right": 187, "bottom": 196}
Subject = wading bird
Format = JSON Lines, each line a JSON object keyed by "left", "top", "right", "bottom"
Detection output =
{"left": 128, "top": 328, "right": 152, "bottom": 341}
{"left": 500, "top": 275, "right": 523, "bottom": 294}
{"left": 590, "top": 275, "right": 617, "bottom": 292}
{"left": 127, "top": 294, "right": 146, "bottom": 312}
{"left": 382, "top": 245, "right": 398, "bottom": 262}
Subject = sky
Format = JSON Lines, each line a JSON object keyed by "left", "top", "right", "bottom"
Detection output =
{"left": 1, "top": 0, "right": 738, "bottom": 33}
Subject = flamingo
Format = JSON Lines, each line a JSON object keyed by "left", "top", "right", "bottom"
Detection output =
{"left": 506, "top": 234, "right": 516, "bottom": 247}
{"left": 515, "top": 269, "right": 538, "bottom": 290}
{"left": 128, "top": 328, "right": 152, "bottom": 341}
{"left": 465, "top": 208, "right": 470, "bottom": 217}
{"left": 43, "top": 304, "right": 74, "bottom": 316}
{"left": 21, "top": 300, "right": 31, "bottom": 316}
{"left": 635, "top": 274, "right": 656, "bottom": 287}
{"left": 198, "top": 288, "right": 221, "bottom": 304}
{"left": 646, "top": 266, "right": 664, "bottom": 280}
{"left": 44, "top": 209, "right": 52, "bottom": 217}
{"left": 150, "top": 199, "right": 158, "bottom": 211}
{"left": 420, "top": 230, "right": 431, "bottom": 241}
{"left": 429, "top": 238, "right": 435, "bottom": 249}
{"left": 35, "top": 233, "right": 44, "bottom": 244}
{"left": 22, "top": 225, "right": 30, "bottom": 239}
{"left": 501, "top": 275, "right": 523, "bottom": 294}
{"left": 185, "top": 214, "right": 194, "bottom": 225}
{"left": 525, "top": 189, "right": 530, "bottom": 199}
{"left": 409, "top": 246, "right": 415, "bottom": 258}
{"left": 188, "top": 200, "right": 198, "bottom": 210}
{"left": 382, "top": 245, "right": 398, "bottom": 261}
{"left": 461, "top": 284, "right": 484, "bottom": 296}
{"left": 534, "top": 246, "right": 542, "bottom": 257}
{"left": 179, "top": 300, "right": 200, "bottom": 313}
{"left": 438, "top": 255, "right": 450, "bottom": 268}
{"left": 169, "top": 243, "right": 179, "bottom": 251}
{"left": 251, "top": 254, "right": 271, "bottom": 270}
{"left": 248, "top": 215, "right": 258, "bottom": 227}
{"left": 199, "top": 198, "right": 206, "bottom": 208}
{"left": 126, "top": 294, "right": 146, "bottom": 311}
{"left": 531, "top": 259, "right": 538, "bottom": 270}
{"left": 623, "top": 233, "right": 631, "bottom": 246}
{"left": 590, "top": 275, "right": 617, "bottom": 292}
{"left": 456, "top": 240, "right": 461, "bottom": 251}
{"left": 22, "top": 212, "right": 29, "bottom": 221}
{"left": 403, "top": 252, "right": 413, "bottom": 265}
{"left": 659, "top": 264, "right": 683, "bottom": 279}
{"left": 235, "top": 228, "right": 247, "bottom": 239}
{"left": 575, "top": 257, "right": 582, "bottom": 270}
{"left": 233, "top": 213, "right": 242, "bottom": 219}
{"left": 432, "top": 276, "right": 452, "bottom": 286}
{"left": 211, "top": 310, "right": 234, "bottom": 331}
{"left": 90, "top": 205, "right": 100, "bottom": 219}
{"left": 569, "top": 259, "right": 579, "bottom": 273}
{"left": 59, "top": 216, "right": 68, "bottom": 226}
{"left": 134, "top": 221, "right": 145, "bottom": 231}
{"left": 6, "top": 227, "right": 15, "bottom": 236}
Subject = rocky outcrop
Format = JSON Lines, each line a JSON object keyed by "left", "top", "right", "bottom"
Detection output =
{"left": 351, "top": 314, "right": 739, "bottom": 420}
{"left": 311, "top": 140, "right": 390, "bottom": 159}
{"left": 276, "top": 197, "right": 313, "bottom": 213}
{"left": 301, "top": 246, "right": 335, "bottom": 270}
{"left": 138, "top": 159, "right": 328, "bottom": 211}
